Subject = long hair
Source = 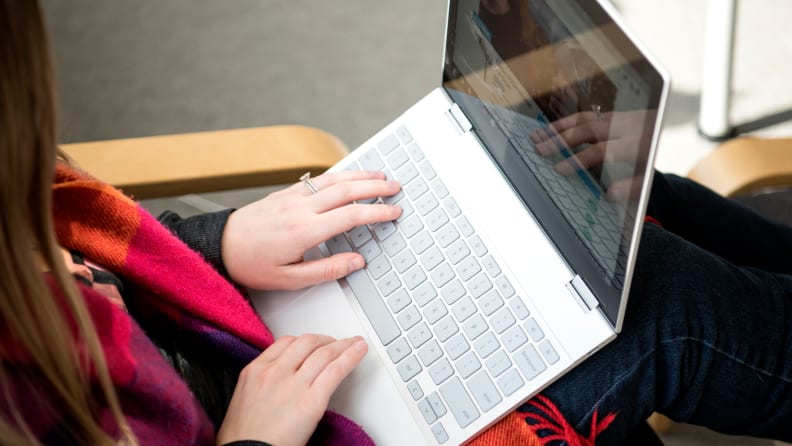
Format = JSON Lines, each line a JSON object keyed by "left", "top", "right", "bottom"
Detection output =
{"left": 0, "top": 1, "right": 134, "bottom": 444}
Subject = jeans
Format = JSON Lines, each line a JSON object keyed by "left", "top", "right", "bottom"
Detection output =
{"left": 532, "top": 172, "right": 792, "bottom": 444}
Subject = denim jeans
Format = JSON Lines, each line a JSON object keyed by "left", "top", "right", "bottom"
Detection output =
{"left": 531, "top": 172, "right": 792, "bottom": 444}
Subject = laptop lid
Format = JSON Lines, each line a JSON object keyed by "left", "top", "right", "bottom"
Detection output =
{"left": 440, "top": 0, "right": 669, "bottom": 330}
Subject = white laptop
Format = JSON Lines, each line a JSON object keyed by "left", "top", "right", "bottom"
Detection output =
{"left": 253, "top": 0, "right": 668, "bottom": 444}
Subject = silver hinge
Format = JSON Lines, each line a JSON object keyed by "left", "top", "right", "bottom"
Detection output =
{"left": 565, "top": 275, "right": 599, "bottom": 312}
{"left": 445, "top": 103, "right": 472, "bottom": 135}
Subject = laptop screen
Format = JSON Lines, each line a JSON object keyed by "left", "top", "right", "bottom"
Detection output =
{"left": 442, "top": 0, "right": 667, "bottom": 327}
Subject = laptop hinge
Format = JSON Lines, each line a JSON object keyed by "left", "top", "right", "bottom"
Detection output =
{"left": 445, "top": 103, "right": 472, "bottom": 135}
{"left": 565, "top": 275, "right": 600, "bottom": 313}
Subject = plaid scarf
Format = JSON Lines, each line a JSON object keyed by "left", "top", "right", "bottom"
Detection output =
{"left": 46, "top": 163, "right": 373, "bottom": 445}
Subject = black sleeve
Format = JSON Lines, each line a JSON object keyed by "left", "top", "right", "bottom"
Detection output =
{"left": 158, "top": 209, "right": 235, "bottom": 278}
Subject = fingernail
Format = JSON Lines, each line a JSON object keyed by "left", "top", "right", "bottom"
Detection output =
{"left": 353, "top": 339, "right": 368, "bottom": 351}
{"left": 349, "top": 256, "right": 365, "bottom": 272}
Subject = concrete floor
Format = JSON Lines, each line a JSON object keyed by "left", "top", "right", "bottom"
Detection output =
{"left": 43, "top": 0, "right": 792, "bottom": 444}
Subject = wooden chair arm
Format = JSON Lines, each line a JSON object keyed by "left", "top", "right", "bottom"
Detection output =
{"left": 687, "top": 137, "right": 792, "bottom": 197}
{"left": 60, "top": 125, "right": 349, "bottom": 199}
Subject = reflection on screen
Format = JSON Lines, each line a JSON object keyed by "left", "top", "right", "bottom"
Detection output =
{"left": 443, "top": 0, "right": 660, "bottom": 290}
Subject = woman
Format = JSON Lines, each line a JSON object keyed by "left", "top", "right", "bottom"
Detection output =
{"left": 0, "top": 1, "right": 400, "bottom": 444}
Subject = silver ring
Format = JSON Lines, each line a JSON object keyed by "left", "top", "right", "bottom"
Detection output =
{"left": 299, "top": 172, "right": 319, "bottom": 194}
{"left": 592, "top": 104, "right": 603, "bottom": 121}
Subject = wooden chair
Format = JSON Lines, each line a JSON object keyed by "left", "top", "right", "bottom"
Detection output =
{"left": 60, "top": 125, "right": 350, "bottom": 199}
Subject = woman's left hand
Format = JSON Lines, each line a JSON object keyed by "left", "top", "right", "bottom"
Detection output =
{"left": 221, "top": 170, "right": 401, "bottom": 290}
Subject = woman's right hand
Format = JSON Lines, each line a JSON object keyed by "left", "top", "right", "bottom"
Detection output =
{"left": 216, "top": 334, "right": 368, "bottom": 446}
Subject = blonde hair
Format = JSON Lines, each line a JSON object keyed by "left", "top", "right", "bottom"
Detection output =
{"left": 0, "top": 1, "right": 134, "bottom": 443}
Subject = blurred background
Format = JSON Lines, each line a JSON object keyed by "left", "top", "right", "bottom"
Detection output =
{"left": 42, "top": 1, "right": 792, "bottom": 444}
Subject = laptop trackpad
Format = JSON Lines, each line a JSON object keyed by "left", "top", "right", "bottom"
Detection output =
{"left": 249, "top": 280, "right": 426, "bottom": 445}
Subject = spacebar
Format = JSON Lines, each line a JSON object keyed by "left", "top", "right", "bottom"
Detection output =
{"left": 345, "top": 270, "right": 400, "bottom": 345}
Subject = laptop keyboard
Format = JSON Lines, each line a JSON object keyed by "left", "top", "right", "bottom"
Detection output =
{"left": 325, "top": 125, "right": 560, "bottom": 444}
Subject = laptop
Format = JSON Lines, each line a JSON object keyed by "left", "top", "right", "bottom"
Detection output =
{"left": 254, "top": 0, "right": 668, "bottom": 444}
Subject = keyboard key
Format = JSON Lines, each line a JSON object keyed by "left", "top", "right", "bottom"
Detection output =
{"left": 376, "top": 271, "right": 401, "bottom": 297}
{"left": 427, "top": 392, "right": 447, "bottom": 418}
{"left": 462, "top": 314, "right": 488, "bottom": 340}
{"left": 469, "top": 235, "right": 488, "bottom": 256}
{"left": 447, "top": 239, "right": 470, "bottom": 265}
{"left": 457, "top": 256, "right": 481, "bottom": 281}
{"left": 439, "top": 377, "right": 480, "bottom": 428}
{"left": 451, "top": 296, "right": 476, "bottom": 322}
{"left": 444, "top": 333, "right": 470, "bottom": 360}
{"left": 420, "top": 246, "right": 444, "bottom": 271}
{"left": 468, "top": 272, "right": 493, "bottom": 298}
{"left": 410, "top": 230, "right": 434, "bottom": 254}
{"left": 395, "top": 163, "right": 419, "bottom": 184}
{"left": 395, "top": 125, "right": 413, "bottom": 144}
{"left": 407, "top": 379, "right": 424, "bottom": 400}
{"left": 456, "top": 216, "right": 474, "bottom": 237}
{"left": 405, "top": 178, "right": 429, "bottom": 200}
{"left": 467, "top": 370, "right": 502, "bottom": 412}
{"left": 396, "top": 200, "right": 414, "bottom": 222}
{"left": 418, "top": 340, "right": 443, "bottom": 367}
{"left": 433, "top": 315, "right": 459, "bottom": 342}
{"left": 502, "top": 325, "right": 529, "bottom": 352}
{"left": 326, "top": 234, "right": 353, "bottom": 254}
{"left": 386, "top": 289, "right": 411, "bottom": 313}
{"left": 348, "top": 225, "right": 372, "bottom": 248}
{"left": 423, "top": 298, "right": 448, "bottom": 324}
{"left": 485, "top": 350, "right": 512, "bottom": 377}
{"left": 440, "top": 279, "right": 465, "bottom": 305}
{"left": 415, "top": 192, "right": 439, "bottom": 216}
{"left": 413, "top": 282, "right": 438, "bottom": 307}
{"left": 391, "top": 249, "right": 416, "bottom": 273}
{"left": 495, "top": 275, "right": 516, "bottom": 298}
{"left": 387, "top": 147, "right": 409, "bottom": 169}
{"left": 455, "top": 351, "right": 481, "bottom": 379}
{"left": 429, "top": 358, "right": 454, "bottom": 385}
{"left": 479, "top": 289, "right": 504, "bottom": 316}
{"left": 382, "top": 233, "right": 407, "bottom": 257}
{"left": 426, "top": 208, "right": 450, "bottom": 232}
{"left": 524, "top": 317, "right": 545, "bottom": 342}
{"left": 430, "top": 263, "right": 455, "bottom": 288}
{"left": 432, "top": 178, "right": 449, "bottom": 198}
{"left": 397, "top": 305, "right": 421, "bottom": 330}
{"left": 366, "top": 255, "right": 391, "bottom": 280}
{"left": 419, "top": 160, "right": 437, "bottom": 180}
{"left": 482, "top": 255, "right": 501, "bottom": 277}
{"left": 405, "top": 142, "right": 424, "bottom": 161}
{"left": 510, "top": 296, "right": 531, "bottom": 319}
{"left": 397, "top": 355, "right": 422, "bottom": 381}
{"left": 358, "top": 239, "right": 382, "bottom": 262}
{"left": 431, "top": 423, "right": 449, "bottom": 444}
{"left": 359, "top": 150, "right": 385, "bottom": 170}
{"left": 403, "top": 265, "right": 427, "bottom": 290}
{"left": 418, "top": 398, "right": 437, "bottom": 424}
{"left": 538, "top": 339, "right": 560, "bottom": 364}
{"left": 444, "top": 197, "right": 462, "bottom": 218}
{"left": 345, "top": 270, "right": 399, "bottom": 345}
{"left": 407, "top": 322, "right": 432, "bottom": 348}
{"left": 496, "top": 369, "right": 525, "bottom": 396}
{"left": 491, "top": 307, "right": 516, "bottom": 334}
{"left": 400, "top": 214, "right": 424, "bottom": 239}
{"left": 472, "top": 332, "right": 499, "bottom": 359}
{"left": 386, "top": 337, "right": 411, "bottom": 363}
{"left": 372, "top": 221, "right": 397, "bottom": 241}
{"left": 377, "top": 134, "right": 400, "bottom": 155}
{"left": 514, "top": 344, "right": 547, "bottom": 381}
{"left": 436, "top": 223, "right": 460, "bottom": 248}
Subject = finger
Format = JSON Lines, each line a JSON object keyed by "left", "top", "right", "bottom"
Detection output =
{"left": 296, "top": 336, "right": 362, "bottom": 384}
{"left": 274, "top": 334, "right": 337, "bottom": 372}
{"left": 554, "top": 142, "right": 607, "bottom": 175}
{"left": 529, "top": 111, "right": 598, "bottom": 144}
{"left": 316, "top": 203, "right": 402, "bottom": 241}
{"left": 310, "top": 339, "right": 368, "bottom": 402}
{"left": 606, "top": 175, "right": 644, "bottom": 202}
{"left": 287, "top": 170, "right": 387, "bottom": 196}
{"left": 269, "top": 253, "right": 366, "bottom": 290}
{"left": 256, "top": 335, "right": 298, "bottom": 363}
{"left": 311, "top": 179, "right": 401, "bottom": 213}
